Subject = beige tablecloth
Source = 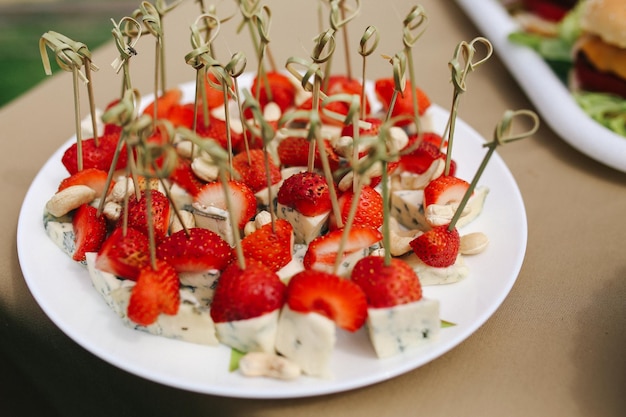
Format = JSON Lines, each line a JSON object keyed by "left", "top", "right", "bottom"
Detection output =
{"left": 1, "top": 1, "right": 625, "bottom": 416}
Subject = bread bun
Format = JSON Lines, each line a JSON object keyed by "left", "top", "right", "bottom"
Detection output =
{"left": 580, "top": 0, "right": 626, "bottom": 48}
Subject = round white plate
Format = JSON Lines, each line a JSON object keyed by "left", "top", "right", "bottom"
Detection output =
{"left": 454, "top": 0, "right": 626, "bottom": 172}
{"left": 17, "top": 80, "right": 526, "bottom": 399}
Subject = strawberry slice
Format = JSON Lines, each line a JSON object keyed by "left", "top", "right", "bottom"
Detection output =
{"left": 374, "top": 77, "right": 431, "bottom": 127}
{"left": 71, "top": 204, "right": 107, "bottom": 262}
{"left": 169, "top": 159, "right": 205, "bottom": 197}
{"left": 194, "top": 180, "right": 256, "bottom": 230}
{"left": 351, "top": 256, "right": 422, "bottom": 308}
{"left": 232, "top": 149, "right": 282, "bottom": 193}
{"left": 241, "top": 219, "right": 294, "bottom": 272}
{"left": 123, "top": 189, "right": 171, "bottom": 243}
{"left": 303, "top": 226, "right": 383, "bottom": 271}
{"left": 410, "top": 225, "right": 460, "bottom": 268}
{"left": 127, "top": 259, "right": 180, "bottom": 326}
{"left": 277, "top": 136, "right": 341, "bottom": 172}
{"left": 276, "top": 171, "right": 333, "bottom": 216}
{"left": 156, "top": 227, "right": 233, "bottom": 272}
{"left": 142, "top": 88, "right": 183, "bottom": 120}
{"left": 95, "top": 227, "right": 151, "bottom": 280}
{"left": 330, "top": 185, "right": 384, "bottom": 231}
{"left": 58, "top": 168, "right": 114, "bottom": 197}
{"left": 423, "top": 175, "right": 470, "bottom": 208}
{"left": 61, "top": 132, "right": 127, "bottom": 175}
{"left": 210, "top": 260, "right": 286, "bottom": 323}
{"left": 250, "top": 71, "right": 296, "bottom": 113}
{"left": 285, "top": 269, "right": 368, "bottom": 332}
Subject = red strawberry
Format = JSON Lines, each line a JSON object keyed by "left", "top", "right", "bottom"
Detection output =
{"left": 58, "top": 168, "right": 114, "bottom": 198}
{"left": 330, "top": 185, "right": 384, "bottom": 230}
{"left": 127, "top": 259, "right": 180, "bottom": 326}
{"left": 303, "top": 226, "right": 382, "bottom": 271}
{"left": 142, "top": 88, "right": 183, "bottom": 120}
{"left": 95, "top": 227, "right": 151, "bottom": 280}
{"left": 241, "top": 219, "right": 293, "bottom": 272}
{"left": 277, "top": 136, "right": 341, "bottom": 172}
{"left": 210, "top": 260, "right": 286, "bottom": 323}
{"left": 276, "top": 171, "right": 333, "bottom": 216}
{"left": 374, "top": 77, "right": 431, "bottom": 126}
{"left": 250, "top": 71, "right": 296, "bottom": 113}
{"left": 285, "top": 269, "right": 367, "bottom": 332}
{"left": 169, "top": 159, "right": 205, "bottom": 197}
{"left": 297, "top": 96, "right": 352, "bottom": 127}
{"left": 410, "top": 225, "right": 460, "bottom": 267}
{"left": 166, "top": 102, "right": 195, "bottom": 128}
{"left": 325, "top": 75, "right": 371, "bottom": 115}
{"left": 423, "top": 175, "right": 470, "bottom": 208}
{"left": 400, "top": 132, "right": 448, "bottom": 175}
{"left": 202, "top": 71, "right": 227, "bottom": 110}
{"left": 351, "top": 256, "right": 422, "bottom": 308}
{"left": 123, "top": 189, "right": 171, "bottom": 243}
{"left": 340, "top": 117, "right": 382, "bottom": 154}
{"left": 195, "top": 116, "right": 243, "bottom": 151}
{"left": 156, "top": 227, "right": 233, "bottom": 272}
{"left": 71, "top": 204, "right": 107, "bottom": 262}
{"left": 194, "top": 180, "right": 256, "bottom": 230}
{"left": 61, "top": 132, "right": 127, "bottom": 175}
{"left": 232, "top": 149, "right": 282, "bottom": 193}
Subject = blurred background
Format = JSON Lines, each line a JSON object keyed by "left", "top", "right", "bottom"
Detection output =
{"left": 0, "top": 0, "right": 137, "bottom": 108}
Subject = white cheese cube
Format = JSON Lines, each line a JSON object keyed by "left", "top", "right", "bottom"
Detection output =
{"left": 275, "top": 306, "right": 336, "bottom": 378}
{"left": 366, "top": 298, "right": 440, "bottom": 358}
{"left": 214, "top": 309, "right": 280, "bottom": 353}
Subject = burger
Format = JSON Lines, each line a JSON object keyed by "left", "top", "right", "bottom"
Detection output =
{"left": 574, "top": 0, "right": 626, "bottom": 98}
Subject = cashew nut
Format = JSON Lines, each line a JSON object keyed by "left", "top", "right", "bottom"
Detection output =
{"left": 239, "top": 351, "right": 301, "bottom": 380}
{"left": 46, "top": 185, "right": 96, "bottom": 217}
{"left": 460, "top": 232, "right": 489, "bottom": 255}
{"left": 191, "top": 157, "right": 219, "bottom": 182}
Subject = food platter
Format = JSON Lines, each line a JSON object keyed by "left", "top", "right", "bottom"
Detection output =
{"left": 17, "top": 79, "right": 527, "bottom": 398}
{"left": 455, "top": 0, "right": 626, "bottom": 172}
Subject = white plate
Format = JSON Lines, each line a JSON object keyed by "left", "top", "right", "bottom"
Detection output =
{"left": 455, "top": 0, "right": 626, "bottom": 172}
{"left": 17, "top": 80, "right": 526, "bottom": 399}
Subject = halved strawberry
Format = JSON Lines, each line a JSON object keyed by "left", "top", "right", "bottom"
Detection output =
{"left": 123, "top": 189, "right": 171, "bottom": 243}
{"left": 127, "top": 259, "right": 180, "bottom": 326}
{"left": 241, "top": 219, "right": 293, "bottom": 272}
{"left": 250, "top": 71, "right": 296, "bottom": 113}
{"left": 61, "top": 132, "right": 127, "bottom": 175}
{"left": 95, "top": 227, "right": 151, "bottom": 280}
{"left": 194, "top": 180, "right": 257, "bottom": 230}
{"left": 330, "top": 185, "right": 384, "bottom": 230}
{"left": 142, "top": 88, "right": 183, "bottom": 120}
{"left": 71, "top": 204, "right": 107, "bottom": 262}
{"left": 210, "top": 260, "right": 286, "bottom": 323}
{"left": 276, "top": 171, "right": 333, "bottom": 216}
{"left": 277, "top": 136, "right": 341, "bottom": 172}
{"left": 169, "top": 158, "right": 205, "bottom": 197}
{"left": 58, "top": 168, "right": 114, "bottom": 198}
{"left": 340, "top": 117, "right": 382, "bottom": 156}
{"left": 156, "top": 227, "right": 233, "bottom": 272}
{"left": 303, "top": 226, "right": 382, "bottom": 271}
{"left": 374, "top": 77, "right": 431, "bottom": 126}
{"left": 232, "top": 149, "right": 282, "bottom": 193}
{"left": 195, "top": 116, "right": 243, "bottom": 151}
{"left": 410, "top": 225, "right": 460, "bottom": 268}
{"left": 285, "top": 269, "right": 368, "bottom": 332}
{"left": 400, "top": 132, "right": 448, "bottom": 175}
{"left": 351, "top": 256, "right": 422, "bottom": 308}
{"left": 325, "top": 75, "right": 371, "bottom": 115}
{"left": 423, "top": 175, "right": 470, "bottom": 208}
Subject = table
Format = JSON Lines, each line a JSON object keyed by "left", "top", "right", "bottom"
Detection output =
{"left": 1, "top": 1, "right": 624, "bottom": 416}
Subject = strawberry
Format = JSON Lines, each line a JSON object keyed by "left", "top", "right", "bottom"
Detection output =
{"left": 410, "top": 225, "right": 460, "bottom": 268}
{"left": 423, "top": 175, "right": 470, "bottom": 208}
{"left": 210, "top": 260, "right": 286, "bottom": 323}
{"left": 95, "top": 227, "right": 151, "bottom": 280}
{"left": 277, "top": 136, "right": 341, "bottom": 172}
{"left": 303, "top": 226, "right": 382, "bottom": 271}
{"left": 156, "top": 227, "right": 233, "bottom": 272}
{"left": 61, "top": 132, "right": 127, "bottom": 175}
{"left": 351, "top": 256, "right": 422, "bottom": 308}
{"left": 58, "top": 168, "right": 114, "bottom": 198}
{"left": 276, "top": 171, "right": 333, "bottom": 216}
{"left": 285, "top": 269, "right": 367, "bottom": 332}
{"left": 142, "top": 88, "right": 183, "bottom": 121}
{"left": 340, "top": 117, "right": 382, "bottom": 155}
{"left": 250, "top": 71, "right": 296, "bottom": 113}
{"left": 71, "top": 204, "right": 107, "bottom": 262}
{"left": 297, "top": 95, "right": 353, "bottom": 127}
{"left": 330, "top": 185, "right": 384, "bottom": 230}
{"left": 325, "top": 75, "right": 371, "bottom": 115}
{"left": 194, "top": 180, "right": 256, "bottom": 230}
{"left": 127, "top": 259, "right": 180, "bottom": 326}
{"left": 374, "top": 77, "right": 431, "bottom": 127}
{"left": 165, "top": 102, "right": 195, "bottom": 128}
{"left": 241, "top": 219, "right": 294, "bottom": 272}
{"left": 123, "top": 189, "right": 171, "bottom": 243}
{"left": 232, "top": 149, "right": 282, "bottom": 193}
{"left": 195, "top": 116, "right": 243, "bottom": 151}
{"left": 400, "top": 132, "right": 447, "bottom": 175}
{"left": 169, "top": 158, "right": 205, "bottom": 197}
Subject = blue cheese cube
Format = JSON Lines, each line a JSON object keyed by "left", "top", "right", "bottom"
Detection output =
{"left": 192, "top": 204, "right": 234, "bottom": 246}
{"left": 277, "top": 203, "right": 329, "bottom": 244}
{"left": 402, "top": 253, "right": 469, "bottom": 286}
{"left": 391, "top": 189, "right": 427, "bottom": 231}
{"left": 214, "top": 309, "right": 280, "bottom": 353}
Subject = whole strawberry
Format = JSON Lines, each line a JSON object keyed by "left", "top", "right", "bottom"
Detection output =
{"left": 330, "top": 185, "right": 384, "bottom": 231}
{"left": 351, "top": 256, "right": 422, "bottom": 308}
{"left": 276, "top": 171, "right": 333, "bottom": 216}
{"left": 410, "top": 225, "right": 460, "bottom": 267}
{"left": 210, "top": 260, "right": 286, "bottom": 323}
{"left": 232, "top": 149, "right": 282, "bottom": 193}
{"left": 156, "top": 227, "right": 233, "bottom": 272}
{"left": 61, "top": 132, "right": 127, "bottom": 175}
